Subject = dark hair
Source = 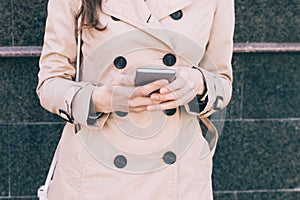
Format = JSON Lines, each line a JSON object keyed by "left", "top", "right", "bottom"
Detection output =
{"left": 75, "top": 0, "right": 106, "bottom": 35}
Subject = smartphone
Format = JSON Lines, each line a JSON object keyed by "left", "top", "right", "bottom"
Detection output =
{"left": 134, "top": 68, "right": 176, "bottom": 86}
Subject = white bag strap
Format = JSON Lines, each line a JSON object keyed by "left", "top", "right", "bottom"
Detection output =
{"left": 37, "top": 145, "right": 59, "bottom": 199}
{"left": 75, "top": 6, "right": 82, "bottom": 82}
{"left": 38, "top": 1, "right": 82, "bottom": 199}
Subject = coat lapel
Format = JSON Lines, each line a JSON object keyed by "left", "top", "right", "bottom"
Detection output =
{"left": 101, "top": 0, "right": 192, "bottom": 50}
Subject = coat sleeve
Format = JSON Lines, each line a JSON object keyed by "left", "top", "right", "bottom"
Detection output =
{"left": 36, "top": 0, "right": 108, "bottom": 128}
{"left": 185, "top": 0, "right": 235, "bottom": 116}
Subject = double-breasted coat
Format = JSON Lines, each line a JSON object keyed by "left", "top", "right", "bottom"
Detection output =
{"left": 37, "top": 0, "right": 234, "bottom": 199}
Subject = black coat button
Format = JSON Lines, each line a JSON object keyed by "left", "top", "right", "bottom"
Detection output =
{"left": 116, "top": 111, "right": 128, "bottom": 117}
{"left": 114, "top": 155, "right": 127, "bottom": 168}
{"left": 163, "top": 108, "right": 176, "bottom": 116}
{"left": 163, "top": 151, "right": 176, "bottom": 165}
{"left": 114, "top": 56, "right": 127, "bottom": 69}
{"left": 170, "top": 10, "right": 183, "bottom": 20}
{"left": 163, "top": 53, "right": 176, "bottom": 66}
{"left": 111, "top": 16, "right": 120, "bottom": 21}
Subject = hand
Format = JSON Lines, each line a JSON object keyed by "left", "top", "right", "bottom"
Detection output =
{"left": 92, "top": 73, "right": 169, "bottom": 113}
{"left": 147, "top": 67, "right": 205, "bottom": 111}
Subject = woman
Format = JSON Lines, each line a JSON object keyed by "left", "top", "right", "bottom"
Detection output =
{"left": 37, "top": 0, "right": 234, "bottom": 199}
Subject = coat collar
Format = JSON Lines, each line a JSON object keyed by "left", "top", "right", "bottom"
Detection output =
{"left": 101, "top": 0, "right": 192, "bottom": 50}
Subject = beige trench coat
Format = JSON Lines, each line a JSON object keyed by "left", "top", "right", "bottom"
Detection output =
{"left": 37, "top": 0, "right": 234, "bottom": 199}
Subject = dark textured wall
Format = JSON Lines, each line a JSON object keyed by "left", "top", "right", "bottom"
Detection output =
{"left": 0, "top": 0, "right": 299, "bottom": 199}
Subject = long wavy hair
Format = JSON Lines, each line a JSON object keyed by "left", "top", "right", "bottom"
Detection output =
{"left": 75, "top": 0, "right": 106, "bottom": 35}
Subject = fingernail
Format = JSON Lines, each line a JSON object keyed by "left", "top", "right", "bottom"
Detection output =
{"left": 160, "top": 88, "right": 168, "bottom": 94}
{"left": 151, "top": 94, "right": 159, "bottom": 100}
{"left": 147, "top": 106, "right": 155, "bottom": 111}
{"left": 161, "top": 79, "right": 169, "bottom": 85}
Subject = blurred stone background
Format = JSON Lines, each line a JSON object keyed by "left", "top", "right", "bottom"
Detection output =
{"left": 0, "top": 0, "right": 299, "bottom": 199}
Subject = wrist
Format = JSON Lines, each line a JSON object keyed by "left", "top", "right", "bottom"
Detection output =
{"left": 92, "top": 86, "right": 111, "bottom": 113}
{"left": 192, "top": 67, "right": 207, "bottom": 97}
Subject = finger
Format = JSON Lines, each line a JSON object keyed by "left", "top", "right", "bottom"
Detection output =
{"left": 134, "top": 79, "right": 169, "bottom": 97}
{"left": 151, "top": 84, "right": 191, "bottom": 102}
{"left": 160, "top": 76, "right": 186, "bottom": 94}
{"left": 147, "top": 100, "right": 179, "bottom": 111}
{"left": 129, "top": 106, "right": 148, "bottom": 113}
{"left": 129, "top": 96, "right": 162, "bottom": 108}
{"left": 149, "top": 89, "right": 197, "bottom": 111}
{"left": 113, "top": 106, "right": 148, "bottom": 113}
